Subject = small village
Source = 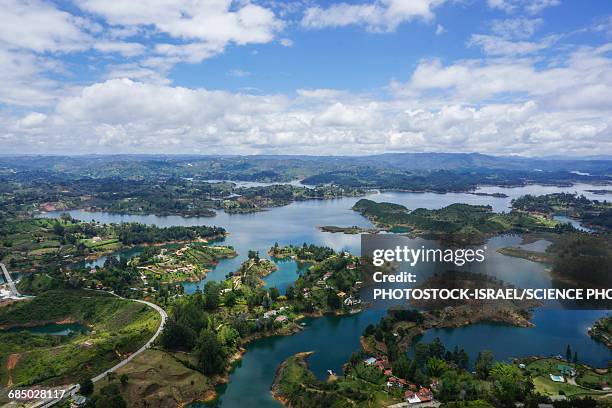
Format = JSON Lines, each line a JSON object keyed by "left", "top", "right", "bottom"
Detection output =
{"left": 363, "top": 356, "right": 436, "bottom": 406}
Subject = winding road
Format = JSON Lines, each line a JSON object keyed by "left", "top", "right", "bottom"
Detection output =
{"left": 91, "top": 296, "right": 168, "bottom": 383}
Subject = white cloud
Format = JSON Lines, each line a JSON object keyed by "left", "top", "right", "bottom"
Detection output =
{"left": 280, "top": 38, "right": 293, "bottom": 47}
{"left": 296, "top": 89, "right": 346, "bottom": 99}
{"left": 468, "top": 34, "right": 554, "bottom": 56}
{"left": 400, "top": 43, "right": 612, "bottom": 108}
{"left": 0, "top": 0, "right": 90, "bottom": 52}
{"left": 487, "top": 0, "right": 560, "bottom": 15}
{"left": 435, "top": 24, "right": 445, "bottom": 35}
{"left": 301, "top": 0, "right": 444, "bottom": 32}
{"left": 75, "top": 0, "right": 282, "bottom": 52}
{"left": 314, "top": 102, "right": 377, "bottom": 127}
{"left": 18, "top": 112, "right": 47, "bottom": 128}
{"left": 491, "top": 18, "right": 543, "bottom": 39}
{"left": 0, "top": 48, "right": 64, "bottom": 106}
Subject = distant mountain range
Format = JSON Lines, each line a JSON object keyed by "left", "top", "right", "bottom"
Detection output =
{"left": 0, "top": 153, "right": 611, "bottom": 179}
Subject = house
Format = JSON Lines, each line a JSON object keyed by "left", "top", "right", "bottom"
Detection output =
{"left": 322, "top": 272, "right": 333, "bottom": 281}
{"left": 344, "top": 296, "right": 355, "bottom": 306}
{"left": 558, "top": 364, "right": 576, "bottom": 377}
{"left": 336, "top": 291, "right": 346, "bottom": 298}
{"left": 418, "top": 387, "right": 433, "bottom": 402}
{"left": 71, "top": 395, "right": 88, "bottom": 407}
{"left": 404, "top": 391, "right": 421, "bottom": 404}
{"left": 275, "top": 315, "right": 288, "bottom": 324}
{"left": 384, "top": 369, "right": 393, "bottom": 376}
{"left": 364, "top": 357, "right": 377, "bottom": 365}
{"left": 263, "top": 310, "right": 278, "bottom": 319}
{"left": 346, "top": 263, "right": 356, "bottom": 270}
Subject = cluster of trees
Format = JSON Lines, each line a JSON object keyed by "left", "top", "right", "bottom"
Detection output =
{"left": 115, "top": 223, "right": 225, "bottom": 245}
{"left": 512, "top": 193, "right": 593, "bottom": 213}
{"left": 512, "top": 193, "right": 611, "bottom": 230}
{"left": 159, "top": 283, "right": 233, "bottom": 375}
{"left": 270, "top": 242, "right": 336, "bottom": 262}
{"left": 159, "top": 279, "right": 285, "bottom": 376}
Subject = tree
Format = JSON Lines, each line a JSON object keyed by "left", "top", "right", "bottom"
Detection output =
{"left": 80, "top": 378, "right": 94, "bottom": 396}
{"left": 160, "top": 319, "right": 196, "bottom": 351}
{"left": 119, "top": 374, "right": 128, "bottom": 386}
{"left": 429, "top": 337, "right": 446, "bottom": 359}
{"left": 573, "top": 351, "right": 578, "bottom": 364}
{"left": 285, "top": 285, "right": 295, "bottom": 300}
{"left": 392, "top": 355, "right": 411, "bottom": 379}
{"left": 413, "top": 368, "right": 427, "bottom": 386}
{"left": 475, "top": 350, "right": 494, "bottom": 380}
{"left": 489, "top": 363, "right": 531, "bottom": 406}
{"left": 203, "top": 281, "right": 220, "bottom": 309}
{"left": 426, "top": 357, "right": 447, "bottom": 378}
{"left": 195, "top": 329, "right": 227, "bottom": 375}
{"left": 224, "top": 291, "right": 237, "bottom": 307}
{"left": 269, "top": 287, "right": 280, "bottom": 301}
{"left": 326, "top": 291, "right": 341, "bottom": 309}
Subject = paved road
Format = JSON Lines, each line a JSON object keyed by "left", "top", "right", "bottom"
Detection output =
{"left": 91, "top": 296, "right": 168, "bottom": 382}
{"left": 24, "top": 292, "right": 168, "bottom": 407}
{"left": 0, "top": 263, "right": 19, "bottom": 297}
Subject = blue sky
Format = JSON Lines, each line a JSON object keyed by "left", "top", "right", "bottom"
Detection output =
{"left": 1, "top": 0, "right": 612, "bottom": 156}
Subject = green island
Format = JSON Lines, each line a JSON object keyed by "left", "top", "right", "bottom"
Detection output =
{"left": 512, "top": 193, "right": 612, "bottom": 231}
{"left": 0, "top": 290, "right": 159, "bottom": 401}
{"left": 349, "top": 198, "right": 567, "bottom": 241}
{"left": 133, "top": 243, "right": 238, "bottom": 284}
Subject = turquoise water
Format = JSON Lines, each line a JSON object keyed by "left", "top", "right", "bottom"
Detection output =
{"left": 3, "top": 323, "right": 87, "bottom": 336}
{"left": 39, "top": 185, "right": 612, "bottom": 407}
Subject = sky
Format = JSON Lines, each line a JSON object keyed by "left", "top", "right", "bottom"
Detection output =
{"left": 1, "top": 0, "right": 612, "bottom": 156}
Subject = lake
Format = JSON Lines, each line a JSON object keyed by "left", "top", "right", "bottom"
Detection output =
{"left": 39, "top": 184, "right": 612, "bottom": 407}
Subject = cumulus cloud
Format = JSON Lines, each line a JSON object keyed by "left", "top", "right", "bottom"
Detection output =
{"left": 3, "top": 44, "right": 612, "bottom": 157}
{"left": 301, "top": 0, "right": 444, "bottom": 32}
{"left": 75, "top": 0, "right": 282, "bottom": 60}
{"left": 0, "top": 0, "right": 91, "bottom": 52}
